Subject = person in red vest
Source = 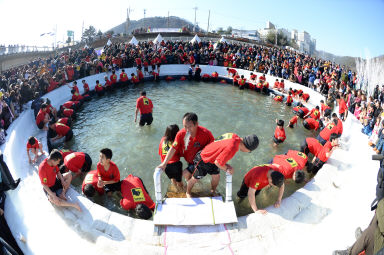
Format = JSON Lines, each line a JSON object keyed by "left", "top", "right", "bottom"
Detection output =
{"left": 94, "top": 80, "right": 104, "bottom": 96}
{"left": 278, "top": 79, "right": 285, "bottom": 92}
{"left": 226, "top": 68, "right": 237, "bottom": 77}
{"left": 67, "top": 81, "right": 79, "bottom": 94}
{"left": 286, "top": 91, "right": 293, "bottom": 106}
{"left": 202, "top": 73, "right": 211, "bottom": 82}
{"left": 273, "top": 119, "right": 286, "bottom": 146}
{"left": 63, "top": 100, "right": 80, "bottom": 110}
{"left": 120, "top": 174, "right": 155, "bottom": 220}
{"left": 187, "top": 133, "right": 259, "bottom": 198}
{"left": 237, "top": 164, "right": 285, "bottom": 214}
{"left": 119, "top": 69, "right": 129, "bottom": 85}
{"left": 131, "top": 73, "right": 139, "bottom": 84}
{"left": 299, "top": 92, "right": 310, "bottom": 102}
{"left": 137, "top": 68, "right": 144, "bottom": 82}
{"left": 26, "top": 136, "right": 44, "bottom": 164}
{"left": 293, "top": 103, "right": 310, "bottom": 119}
{"left": 62, "top": 151, "right": 92, "bottom": 177}
{"left": 311, "top": 133, "right": 339, "bottom": 174}
{"left": 104, "top": 75, "right": 112, "bottom": 91}
{"left": 96, "top": 148, "right": 121, "bottom": 196}
{"left": 211, "top": 71, "right": 219, "bottom": 82}
{"left": 273, "top": 95, "right": 284, "bottom": 102}
{"left": 288, "top": 115, "right": 299, "bottom": 128}
{"left": 71, "top": 90, "right": 84, "bottom": 103}
{"left": 110, "top": 70, "right": 118, "bottom": 86}
{"left": 159, "top": 124, "right": 183, "bottom": 190}
{"left": 135, "top": 91, "right": 153, "bottom": 126}
{"left": 332, "top": 113, "right": 343, "bottom": 137}
{"left": 303, "top": 117, "right": 320, "bottom": 131}
{"left": 336, "top": 94, "right": 348, "bottom": 121}
{"left": 38, "top": 149, "right": 81, "bottom": 211}
{"left": 272, "top": 154, "right": 305, "bottom": 184}
{"left": 262, "top": 80, "right": 270, "bottom": 95}
{"left": 317, "top": 118, "right": 339, "bottom": 145}
{"left": 58, "top": 106, "right": 76, "bottom": 119}
{"left": 238, "top": 75, "right": 246, "bottom": 90}
{"left": 49, "top": 121, "right": 73, "bottom": 142}
{"left": 82, "top": 170, "right": 104, "bottom": 197}
{"left": 320, "top": 99, "right": 331, "bottom": 118}
{"left": 300, "top": 137, "right": 324, "bottom": 156}
{"left": 304, "top": 106, "right": 320, "bottom": 120}
{"left": 35, "top": 103, "right": 50, "bottom": 130}
{"left": 151, "top": 71, "right": 159, "bottom": 81}
{"left": 286, "top": 150, "right": 309, "bottom": 171}
{"left": 273, "top": 79, "right": 280, "bottom": 89}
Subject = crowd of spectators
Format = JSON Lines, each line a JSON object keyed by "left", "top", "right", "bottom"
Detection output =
{"left": 0, "top": 38, "right": 378, "bottom": 146}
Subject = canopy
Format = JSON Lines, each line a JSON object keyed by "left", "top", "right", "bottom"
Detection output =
{"left": 106, "top": 39, "right": 112, "bottom": 46}
{"left": 129, "top": 36, "right": 139, "bottom": 46}
{"left": 219, "top": 36, "right": 227, "bottom": 43}
{"left": 153, "top": 33, "right": 165, "bottom": 44}
{"left": 190, "top": 34, "right": 201, "bottom": 43}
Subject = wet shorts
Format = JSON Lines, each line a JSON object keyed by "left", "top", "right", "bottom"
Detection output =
{"left": 164, "top": 161, "right": 183, "bottom": 182}
{"left": 104, "top": 181, "right": 121, "bottom": 193}
{"left": 191, "top": 151, "right": 220, "bottom": 179}
{"left": 43, "top": 178, "right": 63, "bottom": 196}
{"left": 81, "top": 153, "right": 92, "bottom": 173}
{"left": 37, "top": 121, "right": 44, "bottom": 129}
{"left": 273, "top": 136, "right": 284, "bottom": 144}
{"left": 237, "top": 180, "right": 261, "bottom": 198}
{"left": 139, "top": 113, "right": 153, "bottom": 126}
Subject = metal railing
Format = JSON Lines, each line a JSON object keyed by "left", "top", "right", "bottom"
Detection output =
{"left": 153, "top": 167, "right": 233, "bottom": 204}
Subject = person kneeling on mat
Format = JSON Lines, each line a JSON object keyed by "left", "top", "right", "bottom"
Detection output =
{"left": 186, "top": 133, "right": 259, "bottom": 198}
{"left": 237, "top": 164, "right": 285, "bottom": 214}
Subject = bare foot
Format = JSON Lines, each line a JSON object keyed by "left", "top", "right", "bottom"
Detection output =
{"left": 74, "top": 203, "right": 82, "bottom": 212}
{"left": 210, "top": 190, "right": 218, "bottom": 197}
{"left": 186, "top": 192, "right": 192, "bottom": 198}
{"left": 59, "top": 193, "right": 67, "bottom": 201}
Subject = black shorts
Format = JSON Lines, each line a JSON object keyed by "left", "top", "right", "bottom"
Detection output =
{"left": 157, "top": 63, "right": 161, "bottom": 68}
{"left": 298, "top": 110, "right": 305, "bottom": 118}
{"left": 139, "top": 113, "right": 153, "bottom": 126}
{"left": 311, "top": 158, "right": 325, "bottom": 174}
{"left": 81, "top": 153, "right": 92, "bottom": 173}
{"left": 286, "top": 102, "right": 292, "bottom": 107}
{"left": 165, "top": 161, "right": 182, "bottom": 182}
{"left": 289, "top": 123, "right": 294, "bottom": 128}
{"left": 300, "top": 140, "right": 309, "bottom": 155}
{"left": 151, "top": 65, "right": 156, "bottom": 70}
{"left": 316, "top": 135, "right": 327, "bottom": 146}
{"left": 104, "top": 181, "right": 121, "bottom": 193}
{"left": 37, "top": 121, "right": 44, "bottom": 129}
{"left": 65, "top": 129, "right": 73, "bottom": 142}
{"left": 186, "top": 163, "right": 195, "bottom": 173}
{"left": 273, "top": 136, "right": 284, "bottom": 144}
{"left": 303, "top": 120, "right": 310, "bottom": 130}
{"left": 191, "top": 151, "right": 219, "bottom": 179}
{"left": 340, "top": 112, "right": 345, "bottom": 120}
{"left": 144, "top": 66, "right": 149, "bottom": 72}
{"left": 43, "top": 178, "right": 63, "bottom": 196}
{"left": 237, "top": 180, "right": 261, "bottom": 198}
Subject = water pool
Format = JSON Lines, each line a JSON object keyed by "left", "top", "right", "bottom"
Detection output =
{"left": 68, "top": 80, "right": 315, "bottom": 216}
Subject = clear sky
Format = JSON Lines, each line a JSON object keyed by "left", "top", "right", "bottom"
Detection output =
{"left": 0, "top": 0, "right": 383, "bottom": 58}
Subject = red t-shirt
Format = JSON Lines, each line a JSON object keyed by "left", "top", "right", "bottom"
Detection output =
{"left": 172, "top": 126, "right": 214, "bottom": 164}
{"left": 274, "top": 81, "right": 279, "bottom": 88}
{"left": 274, "top": 127, "right": 286, "bottom": 141}
{"left": 95, "top": 84, "right": 103, "bottom": 92}
{"left": 38, "top": 158, "right": 59, "bottom": 187}
{"left": 62, "top": 108, "right": 74, "bottom": 117}
{"left": 305, "top": 118, "right": 319, "bottom": 130}
{"left": 159, "top": 137, "right": 180, "bottom": 164}
{"left": 302, "top": 93, "right": 310, "bottom": 101}
{"left": 120, "top": 72, "right": 129, "bottom": 82}
{"left": 278, "top": 82, "right": 285, "bottom": 89}
{"left": 72, "top": 92, "right": 84, "bottom": 101}
{"left": 55, "top": 123, "right": 70, "bottom": 136}
{"left": 120, "top": 175, "right": 155, "bottom": 211}
{"left": 273, "top": 155, "right": 299, "bottom": 179}
{"left": 201, "top": 133, "right": 241, "bottom": 166}
{"left": 36, "top": 109, "right": 47, "bottom": 125}
{"left": 286, "top": 95, "right": 293, "bottom": 104}
{"left": 82, "top": 170, "right": 104, "bottom": 195}
{"left": 97, "top": 161, "right": 120, "bottom": 182}
{"left": 309, "top": 109, "right": 320, "bottom": 120}
{"left": 57, "top": 118, "right": 69, "bottom": 125}
{"left": 244, "top": 165, "right": 271, "bottom": 190}
{"left": 339, "top": 99, "right": 347, "bottom": 114}
{"left": 228, "top": 68, "right": 237, "bottom": 75}
{"left": 60, "top": 149, "right": 74, "bottom": 159}
{"left": 110, "top": 74, "right": 117, "bottom": 84}
{"left": 27, "top": 138, "right": 40, "bottom": 149}
{"left": 289, "top": 116, "right": 298, "bottom": 125}
{"left": 320, "top": 122, "right": 338, "bottom": 141}
{"left": 83, "top": 83, "right": 89, "bottom": 92}
{"left": 286, "top": 150, "right": 308, "bottom": 170}
{"left": 274, "top": 96, "right": 283, "bottom": 102}
{"left": 63, "top": 101, "right": 78, "bottom": 109}
{"left": 136, "top": 96, "right": 153, "bottom": 114}
{"left": 72, "top": 85, "right": 79, "bottom": 94}
{"left": 336, "top": 118, "right": 343, "bottom": 136}
{"left": 64, "top": 152, "right": 86, "bottom": 173}
{"left": 306, "top": 137, "right": 323, "bottom": 156}
{"left": 317, "top": 141, "right": 333, "bottom": 162}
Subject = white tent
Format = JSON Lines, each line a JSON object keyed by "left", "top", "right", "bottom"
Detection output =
{"left": 190, "top": 34, "right": 201, "bottom": 43}
{"left": 153, "top": 34, "right": 165, "bottom": 44}
{"left": 106, "top": 39, "right": 112, "bottom": 46}
{"left": 219, "top": 36, "right": 227, "bottom": 43}
{"left": 129, "top": 36, "right": 139, "bottom": 46}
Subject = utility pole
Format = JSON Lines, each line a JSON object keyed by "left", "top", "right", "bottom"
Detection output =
{"left": 167, "top": 11, "right": 170, "bottom": 28}
{"left": 126, "top": 7, "right": 131, "bottom": 35}
{"left": 207, "top": 10, "right": 210, "bottom": 34}
{"left": 143, "top": 9, "right": 146, "bottom": 29}
{"left": 193, "top": 6, "right": 198, "bottom": 32}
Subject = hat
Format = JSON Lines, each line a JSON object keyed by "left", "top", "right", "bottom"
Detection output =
{"left": 242, "top": 134, "right": 259, "bottom": 151}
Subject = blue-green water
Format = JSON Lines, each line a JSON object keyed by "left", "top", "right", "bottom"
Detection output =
{"left": 69, "top": 80, "right": 316, "bottom": 216}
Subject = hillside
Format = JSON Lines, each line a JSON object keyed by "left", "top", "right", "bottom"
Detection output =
{"left": 108, "top": 16, "right": 202, "bottom": 35}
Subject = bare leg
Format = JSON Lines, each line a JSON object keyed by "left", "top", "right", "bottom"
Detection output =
{"left": 210, "top": 174, "right": 220, "bottom": 195}
{"left": 186, "top": 177, "right": 198, "bottom": 198}
{"left": 49, "top": 196, "right": 81, "bottom": 211}
{"left": 183, "top": 169, "right": 192, "bottom": 181}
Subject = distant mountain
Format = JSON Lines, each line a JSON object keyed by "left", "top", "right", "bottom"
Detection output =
{"left": 107, "top": 16, "right": 202, "bottom": 35}
{"left": 314, "top": 50, "right": 358, "bottom": 70}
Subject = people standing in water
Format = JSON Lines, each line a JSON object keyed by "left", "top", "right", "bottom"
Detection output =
{"left": 157, "top": 113, "right": 214, "bottom": 190}
{"left": 186, "top": 133, "right": 259, "bottom": 198}
{"left": 135, "top": 91, "right": 154, "bottom": 126}
{"left": 159, "top": 124, "right": 184, "bottom": 191}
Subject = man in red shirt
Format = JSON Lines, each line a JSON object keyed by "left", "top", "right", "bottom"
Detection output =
{"left": 311, "top": 133, "right": 339, "bottom": 174}
{"left": 38, "top": 150, "right": 81, "bottom": 211}
{"left": 237, "top": 165, "right": 285, "bottom": 214}
{"left": 97, "top": 148, "right": 121, "bottom": 196}
{"left": 49, "top": 121, "right": 73, "bottom": 142}
{"left": 304, "top": 106, "right": 320, "bottom": 120}
{"left": 158, "top": 112, "right": 214, "bottom": 182}
{"left": 35, "top": 103, "right": 50, "bottom": 130}
{"left": 135, "top": 91, "right": 154, "bottom": 126}
{"left": 300, "top": 137, "right": 323, "bottom": 157}
{"left": 187, "top": 133, "right": 259, "bottom": 198}
{"left": 273, "top": 119, "right": 286, "bottom": 146}
{"left": 272, "top": 154, "right": 305, "bottom": 184}
{"left": 82, "top": 170, "right": 105, "bottom": 197}
{"left": 110, "top": 70, "right": 118, "bottom": 86}
{"left": 120, "top": 174, "right": 155, "bottom": 220}
{"left": 62, "top": 152, "right": 92, "bottom": 177}
{"left": 317, "top": 119, "right": 339, "bottom": 145}
{"left": 27, "top": 136, "right": 44, "bottom": 164}
{"left": 320, "top": 100, "right": 331, "bottom": 118}
{"left": 119, "top": 69, "right": 129, "bottom": 85}
{"left": 288, "top": 115, "right": 299, "bottom": 128}
{"left": 303, "top": 118, "right": 320, "bottom": 131}
{"left": 332, "top": 113, "right": 343, "bottom": 137}
{"left": 336, "top": 94, "right": 348, "bottom": 121}
{"left": 226, "top": 68, "right": 237, "bottom": 77}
